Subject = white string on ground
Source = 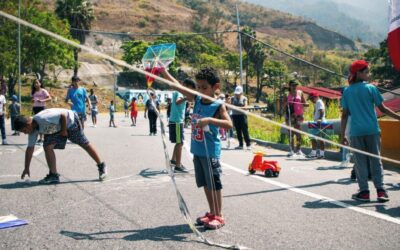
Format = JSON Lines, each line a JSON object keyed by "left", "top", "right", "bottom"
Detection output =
{"left": 0, "top": 11, "right": 398, "bottom": 166}
{"left": 158, "top": 115, "right": 247, "bottom": 249}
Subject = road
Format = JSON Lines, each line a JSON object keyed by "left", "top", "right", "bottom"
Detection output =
{"left": 1, "top": 112, "right": 399, "bottom": 249}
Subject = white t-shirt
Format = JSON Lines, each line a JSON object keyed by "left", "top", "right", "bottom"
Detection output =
{"left": 28, "top": 108, "right": 75, "bottom": 147}
{"left": 0, "top": 95, "right": 5, "bottom": 115}
{"left": 313, "top": 99, "right": 326, "bottom": 122}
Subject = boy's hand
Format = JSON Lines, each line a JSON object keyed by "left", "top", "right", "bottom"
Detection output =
{"left": 197, "top": 118, "right": 210, "bottom": 128}
{"left": 341, "top": 137, "right": 349, "bottom": 146}
{"left": 21, "top": 169, "right": 30, "bottom": 179}
{"left": 144, "top": 113, "right": 147, "bottom": 119}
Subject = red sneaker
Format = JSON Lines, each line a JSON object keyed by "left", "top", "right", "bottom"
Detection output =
{"left": 377, "top": 189, "right": 390, "bottom": 203}
{"left": 204, "top": 215, "right": 225, "bottom": 230}
{"left": 196, "top": 212, "right": 212, "bottom": 225}
{"left": 351, "top": 190, "right": 370, "bottom": 202}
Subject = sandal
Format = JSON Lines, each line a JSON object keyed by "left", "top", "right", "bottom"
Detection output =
{"left": 196, "top": 212, "right": 212, "bottom": 225}
{"left": 204, "top": 215, "right": 225, "bottom": 230}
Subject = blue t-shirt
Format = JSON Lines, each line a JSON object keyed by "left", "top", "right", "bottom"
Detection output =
{"left": 169, "top": 91, "right": 186, "bottom": 123}
{"left": 341, "top": 82, "right": 383, "bottom": 137}
{"left": 66, "top": 87, "right": 87, "bottom": 114}
{"left": 190, "top": 96, "right": 222, "bottom": 158}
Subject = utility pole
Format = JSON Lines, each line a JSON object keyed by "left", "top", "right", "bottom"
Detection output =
{"left": 18, "top": 0, "right": 21, "bottom": 103}
{"left": 236, "top": 4, "right": 243, "bottom": 87}
{"left": 112, "top": 42, "right": 116, "bottom": 104}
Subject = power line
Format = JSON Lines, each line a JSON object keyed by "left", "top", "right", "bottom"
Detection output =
{"left": 70, "top": 27, "right": 236, "bottom": 37}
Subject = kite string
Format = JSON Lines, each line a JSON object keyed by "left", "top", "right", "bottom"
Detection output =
{"left": 1, "top": 10, "right": 399, "bottom": 166}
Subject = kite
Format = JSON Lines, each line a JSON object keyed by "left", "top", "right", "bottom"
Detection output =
{"left": 142, "top": 43, "right": 176, "bottom": 88}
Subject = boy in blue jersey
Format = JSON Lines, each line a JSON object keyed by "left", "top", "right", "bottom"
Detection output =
{"left": 341, "top": 60, "right": 400, "bottom": 203}
{"left": 161, "top": 67, "right": 233, "bottom": 230}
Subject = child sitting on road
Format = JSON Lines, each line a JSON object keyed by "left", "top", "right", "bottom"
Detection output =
{"left": 162, "top": 67, "right": 233, "bottom": 230}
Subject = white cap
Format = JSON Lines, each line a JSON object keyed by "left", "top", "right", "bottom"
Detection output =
{"left": 234, "top": 85, "right": 243, "bottom": 94}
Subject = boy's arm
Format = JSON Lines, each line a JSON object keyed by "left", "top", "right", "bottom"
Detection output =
{"left": 160, "top": 69, "right": 195, "bottom": 101}
{"left": 59, "top": 113, "right": 68, "bottom": 137}
{"left": 197, "top": 104, "right": 233, "bottom": 130}
{"left": 378, "top": 103, "right": 400, "bottom": 120}
{"left": 21, "top": 146, "right": 35, "bottom": 179}
{"left": 301, "top": 93, "right": 309, "bottom": 107}
{"left": 85, "top": 94, "right": 91, "bottom": 111}
{"left": 340, "top": 108, "right": 349, "bottom": 145}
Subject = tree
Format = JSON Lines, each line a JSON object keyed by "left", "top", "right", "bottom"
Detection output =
{"left": 364, "top": 39, "right": 400, "bottom": 86}
{"left": 55, "top": 0, "right": 94, "bottom": 77}
{"left": 241, "top": 26, "right": 256, "bottom": 94}
{"left": 121, "top": 40, "right": 150, "bottom": 68}
{"left": 250, "top": 43, "right": 267, "bottom": 102}
{"left": 0, "top": 0, "right": 75, "bottom": 96}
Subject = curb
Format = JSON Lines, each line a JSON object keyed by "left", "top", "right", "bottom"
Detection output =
{"left": 251, "top": 138, "right": 343, "bottom": 161}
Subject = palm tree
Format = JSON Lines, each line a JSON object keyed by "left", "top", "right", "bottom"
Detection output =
{"left": 55, "top": 0, "right": 94, "bottom": 77}
{"left": 241, "top": 26, "right": 256, "bottom": 94}
{"left": 251, "top": 42, "right": 267, "bottom": 103}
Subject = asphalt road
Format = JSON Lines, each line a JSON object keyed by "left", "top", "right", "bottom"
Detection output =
{"left": 1, "top": 112, "right": 399, "bottom": 249}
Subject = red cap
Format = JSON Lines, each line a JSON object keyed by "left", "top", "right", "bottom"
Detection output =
{"left": 309, "top": 91, "right": 319, "bottom": 98}
{"left": 350, "top": 60, "right": 369, "bottom": 74}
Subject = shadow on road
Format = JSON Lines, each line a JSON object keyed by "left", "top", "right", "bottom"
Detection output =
{"left": 0, "top": 179, "right": 98, "bottom": 189}
{"left": 139, "top": 168, "right": 168, "bottom": 178}
{"left": 60, "top": 224, "right": 192, "bottom": 242}
{"left": 224, "top": 178, "right": 354, "bottom": 198}
{"left": 302, "top": 199, "right": 400, "bottom": 218}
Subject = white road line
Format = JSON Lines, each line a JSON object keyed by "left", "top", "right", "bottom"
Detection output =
{"left": 221, "top": 162, "right": 400, "bottom": 225}
{"left": 183, "top": 143, "right": 400, "bottom": 225}
{"left": 33, "top": 147, "right": 43, "bottom": 157}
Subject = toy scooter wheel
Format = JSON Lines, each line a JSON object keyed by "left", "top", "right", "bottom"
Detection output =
{"left": 273, "top": 171, "right": 279, "bottom": 177}
{"left": 264, "top": 169, "right": 273, "bottom": 177}
{"left": 248, "top": 164, "right": 255, "bottom": 174}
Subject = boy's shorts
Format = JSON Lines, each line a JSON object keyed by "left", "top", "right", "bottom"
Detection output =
{"left": 77, "top": 112, "right": 87, "bottom": 122}
{"left": 131, "top": 111, "right": 138, "bottom": 118}
{"left": 285, "top": 115, "right": 304, "bottom": 129}
{"left": 169, "top": 123, "right": 184, "bottom": 144}
{"left": 91, "top": 109, "right": 98, "bottom": 117}
{"left": 44, "top": 114, "right": 89, "bottom": 149}
{"left": 193, "top": 156, "right": 222, "bottom": 190}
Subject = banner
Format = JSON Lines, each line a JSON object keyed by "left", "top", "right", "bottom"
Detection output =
{"left": 388, "top": 0, "right": 400, "bottom": 70}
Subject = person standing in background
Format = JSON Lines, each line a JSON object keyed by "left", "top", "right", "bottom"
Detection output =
{"left": 144, "top": 92, "right": 160, "bottom": 136}
{"left": 88, "top": 89, "right": 98, "bottom": 128}
{"left": 31, "top": 79, "right": 51, "bottom": 143}
{"left": 0, "top": 92, "right": 7, "bottom": 145}
{"left": 231, "top": 86, "right": 251, "bottom": 150}
{"left": 8, "top": 95, "right": 20, "bottom": 136}
{"left": 65, "top": 76, "right": 91, "bottom": 129}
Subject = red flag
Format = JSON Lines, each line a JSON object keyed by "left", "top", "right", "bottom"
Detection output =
{"left": 388, "top": 0, "right": 400, "bottom": 70}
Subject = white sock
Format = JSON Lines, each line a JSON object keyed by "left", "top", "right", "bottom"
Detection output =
{"left": 320, "top": 151, "right": 325, "bottom": 156}
{"left": 310, "top": 150, "right": 317, "bottom": 155}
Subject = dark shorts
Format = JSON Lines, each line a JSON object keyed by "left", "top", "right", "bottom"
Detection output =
{"left": 193, "top": 156, "right": 222, "bottom": 190}
{"left": 77, "top": 112, "right": 87, "bottom": 122}
{"left": 43, "top": 115, "right": 89, "bottom": 149}
{"left": 91, "top": 109, "right": 98, "bottom": 117}
{"left": 285, "top": 115, "right": 304, "bottom": 129}
{"left": 32, "top": 106, "right": 45, "bottom": 115}
{"left": 169, "top": 123, "right": 184, "bottom": 144}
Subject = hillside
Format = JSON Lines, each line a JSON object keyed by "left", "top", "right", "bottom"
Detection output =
{"left": 42, "top": 0, "right": 358, "bottom": 51}
{"left": 245, "top": 0, "right": 387, "bottom": 46}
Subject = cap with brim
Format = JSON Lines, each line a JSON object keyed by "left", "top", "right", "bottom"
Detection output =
{"left": 309, "top": 91, "right": 319, "bottom": 99}
{"left": 234, "top": 86, "right": 243, "bottom": 94}
{"left": 289, "top": 80, "right": 299, "bottom": 86}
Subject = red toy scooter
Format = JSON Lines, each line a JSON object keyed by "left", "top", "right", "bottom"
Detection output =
{"left": 248, "top": 152, "right": 281, "bottom": 177}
